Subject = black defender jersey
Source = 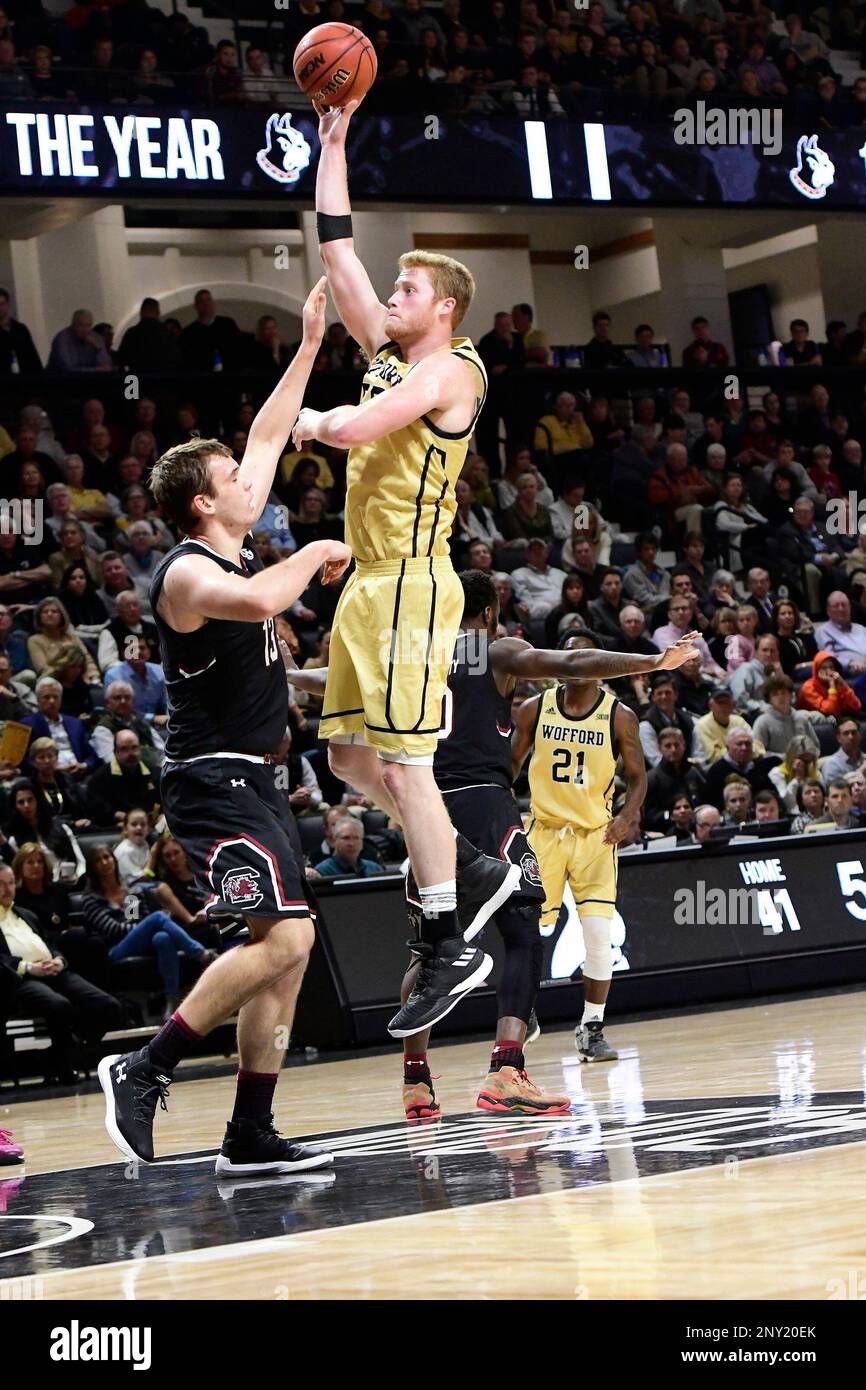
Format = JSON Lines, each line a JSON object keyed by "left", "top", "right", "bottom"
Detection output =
{"left": 434, "top": 630, "right": 513, "bottom": 791}
{"left": 150, "top": 535, "right": 287, "bottom": 760}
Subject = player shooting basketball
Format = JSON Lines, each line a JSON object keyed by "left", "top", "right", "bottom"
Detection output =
{"left": 291, "top": 98, "right": 515, "bottom": 1037}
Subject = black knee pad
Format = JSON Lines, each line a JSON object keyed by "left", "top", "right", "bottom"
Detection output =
{"left": 496, "top": 899, "right": 541, "bottom": 950}
{"left": 497, "top": 900, "right": 543, "bottom": 1021}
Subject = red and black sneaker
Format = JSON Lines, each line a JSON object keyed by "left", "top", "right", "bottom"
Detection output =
{"left": 476, "top": 1066, "right": 571, "bottom": 1115}
{"left": 403, "top": 1078, "right": 441, "bottom": 1123}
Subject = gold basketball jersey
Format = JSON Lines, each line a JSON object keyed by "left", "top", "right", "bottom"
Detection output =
{"left": 345, "top": 336, "right": 487, "bottom": 563}
{"left": 528, "top": 685, "right": 620, "bottom": 831}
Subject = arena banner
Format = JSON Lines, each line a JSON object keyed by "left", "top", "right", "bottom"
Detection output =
{"left": 312, "top": 829, "right": 866, "bottom": 1006}
{"left": 4, "top": 105, "right": 866, "bottom": 208}
{"left": 547, "top": 828, "right": 866, "bottom": 981}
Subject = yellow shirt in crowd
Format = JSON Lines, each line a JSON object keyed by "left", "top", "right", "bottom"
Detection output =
{"left": 533, "top": 412, "right": 593, "bottom": 455}
{"left": 68, "top": 485, "right": 110, "bottom": 513}
{"left": 695, "top": 711, "right": 766, "bottom": 765}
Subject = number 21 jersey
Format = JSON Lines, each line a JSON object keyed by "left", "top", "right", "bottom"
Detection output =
{"left": 150, "top": 535, "right": 287, "bottom": 760}
{"left": 528, "top": 685, "right": 620, "bottom": 830}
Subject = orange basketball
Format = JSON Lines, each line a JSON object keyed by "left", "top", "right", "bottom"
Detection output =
{"left": 293, "top": 23, "right": 377, "bottom": 110}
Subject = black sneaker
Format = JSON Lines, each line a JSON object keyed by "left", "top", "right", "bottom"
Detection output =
{"left": 575, "top": 1020, "right": 618, "bottom": 1063}
{"left": 405, "top": 853, "right": 522, "bottom": 941}
{"left": 456, "top": 852, "right": 522, "bottom": 940}
{"left": 524, "top": 1008, "right": 541, "bottom": 1045}
{"left": 98, "top": 1048, "right": 172, "bottom": 1164}
{"left": 214, "top": 1114, "right": 335, "bottom": 1177}
{"left": 387, "top": 935, "right": 493, "bottom": 1037}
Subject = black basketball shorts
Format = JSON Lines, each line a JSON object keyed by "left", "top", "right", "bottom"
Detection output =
{"left": 441, "top": 784, "right": 545, "bottom": 901}
{"left": 160, "top": 755, "right": 312, "bottom": 921}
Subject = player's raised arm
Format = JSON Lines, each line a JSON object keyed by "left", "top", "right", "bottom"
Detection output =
{"left": 315, "top": 100, "right": 389, "bottom": 360}
{"left": 239, "top": 276, "right": 328, "bottom": 518}
{"left": 292, "top": 350, "right": 469, "bottom": 451}
{"left": 491, "top": 632, "right": 703, "bottom": 691}
{"left": 511, "top": 694, "right": 541, "bottom": 783}
{"left": 279, "top": 640, "right": 328, "bottom": 696}
{"left": 603, "top": 704, "right": 647, "bottom": 846}
{"left": 161, "top": 539, "right": 351, "bottom": 626}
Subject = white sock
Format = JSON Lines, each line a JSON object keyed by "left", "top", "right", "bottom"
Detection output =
{"left": 420, "top": 879, "right": 457, "bottom": 915}
{"left": 582, "top": 1001, "right": 605, "bottom": 1025}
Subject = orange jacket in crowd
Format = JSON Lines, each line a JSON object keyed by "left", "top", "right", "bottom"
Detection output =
{"left": 647, "top": 463, "right": 715, "bottom": 512}
{"left": 796, "top": 650, "right": 862, "bottom": 716}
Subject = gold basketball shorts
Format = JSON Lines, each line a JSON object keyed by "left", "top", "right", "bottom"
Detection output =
{"left": 320, "top": 557, "right": 464, "bottom": 763}
{"left": 527, "top": 818, "right": 618, "bottom": 925}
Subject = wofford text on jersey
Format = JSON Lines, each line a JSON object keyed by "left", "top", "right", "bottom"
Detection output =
{"left": 541, "top": 722, "right": 606, "bottom": 746}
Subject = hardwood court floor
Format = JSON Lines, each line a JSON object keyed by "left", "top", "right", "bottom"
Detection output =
{"left": 2, "top": 989, "right": 866, "bottom": 1300}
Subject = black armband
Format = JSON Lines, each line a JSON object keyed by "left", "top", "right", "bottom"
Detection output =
{"left": 317, "top": 212, "right": 353, "bottom": 244}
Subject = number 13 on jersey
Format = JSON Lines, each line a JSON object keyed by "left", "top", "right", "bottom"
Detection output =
{"left": 263, "top": 618, "right": 279, "bottom": 666}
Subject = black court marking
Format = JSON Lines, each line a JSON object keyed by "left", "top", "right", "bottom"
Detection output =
{"left": 1, "top": 1092, "right": 864, "bottom": 1280}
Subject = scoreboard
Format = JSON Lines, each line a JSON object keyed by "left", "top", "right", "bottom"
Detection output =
{"left": 4, "top": 106, "right": 866, "bottom": 209}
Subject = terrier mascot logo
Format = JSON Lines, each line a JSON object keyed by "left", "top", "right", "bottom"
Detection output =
{"left": 789, "top": 133, "right": 835, "bottom": 200}
{"left": 256, "top": 113, "right": 311, "bottom": 185}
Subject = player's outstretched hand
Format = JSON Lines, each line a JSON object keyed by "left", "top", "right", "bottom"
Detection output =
{"left": 317, "top": 98, "right": 361, "bottom": 141}
{"left": 656, "top": 631, "right": 702, "bottom": 670}
{"left": 302, "top": 275, "right": 328, "bottom": 347}
{"left": 320, "top": 541, "right": 352, "bottom": 586}
{"left": 278, "top": 637, "right": 299, "bottom": 674}
{"left": 292, "top": 406, "right": 322, "bottom": 452}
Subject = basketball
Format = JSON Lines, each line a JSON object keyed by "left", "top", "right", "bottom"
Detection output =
{"left": 293, "top": 23, "right": 377, "bottom": 110}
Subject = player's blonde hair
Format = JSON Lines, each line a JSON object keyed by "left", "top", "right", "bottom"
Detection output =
{"left": 398, "top": 251, "right": 475, "bottom": 329}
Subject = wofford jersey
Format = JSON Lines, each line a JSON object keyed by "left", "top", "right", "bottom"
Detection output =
{"left": 528, "top": 685, "right": 620, "bottom": 831}
{"left": 434, "top": 630, "right": 513, "bottom": 791}
{"left": 347, "top": 336, "right": 487, "bottom": 563}
{"left": 150, "top": 535, "right": 288, "bottom": 761}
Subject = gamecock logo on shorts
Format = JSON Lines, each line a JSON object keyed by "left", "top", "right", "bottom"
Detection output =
{"left": 521, "top": 851, "right": 542, "bottom": 886}
{"left": 222, "top": 867, "right": 264, "bottom": 909}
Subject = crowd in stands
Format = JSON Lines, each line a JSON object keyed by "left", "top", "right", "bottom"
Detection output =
{"left": 7, "top": 289, "right": 866, "bottom": 388}
{"left": 7, "top": 284, "right": 866, "bottom": 385}
{"left": 2, "top": 1, "right": 866, "bottom": 129}
{"left": 5, "top": 265, "right": 866, "bottom": 1079}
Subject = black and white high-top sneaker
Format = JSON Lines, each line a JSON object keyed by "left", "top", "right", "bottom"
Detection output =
{"left": 98, "top": 1048, "right": 172, "bottom": 1164}
{"left": 405, "top": 850, "right": 522, "bottom": 941}
{"left": 214, "top": 1115, "right": 334, "bottom": 1177}
{"left": 387, "top": 936, "right": 493, "bottom": 1037}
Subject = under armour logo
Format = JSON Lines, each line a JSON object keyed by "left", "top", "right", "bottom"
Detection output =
{"left": 230, "top": 778, "right": 246, "bottom": 787}
{"left": 116, "top": 1062, "right": 128, "bottom": 1082}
